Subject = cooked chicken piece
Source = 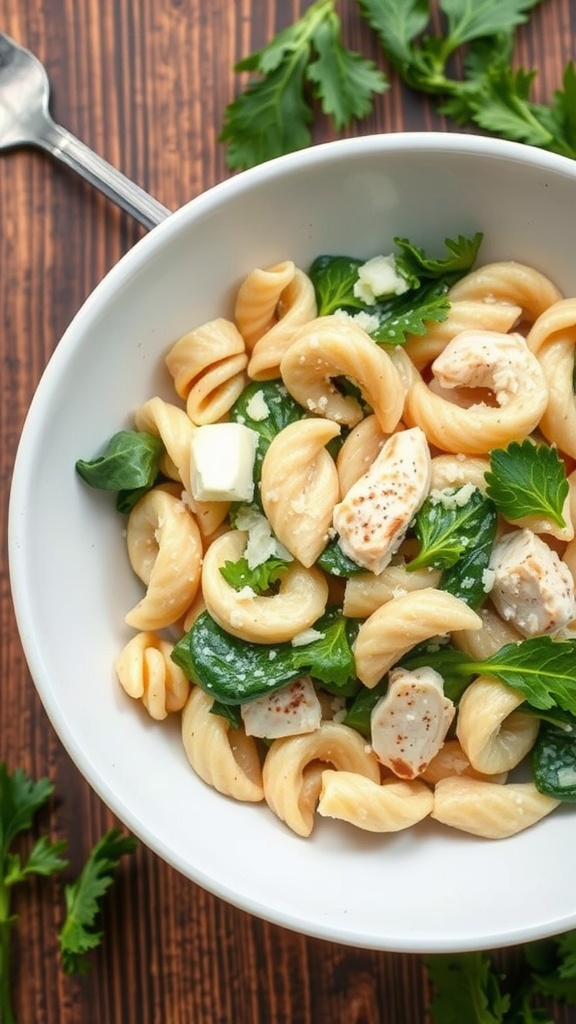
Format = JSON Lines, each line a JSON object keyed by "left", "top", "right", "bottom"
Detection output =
{"left": 332, "top": 426, "right": 431, "bottom": 575}
{"left": 240, "top": 676, "right": 321, "bottom": 739}
{"left": 488, "top": 528, "right": 575, "bottom": 636}
{"left": 431, "top": 329, "right": 545, "bottom": 408}
{"left": 370, "top": 666, "right": 455, "bottom": 780}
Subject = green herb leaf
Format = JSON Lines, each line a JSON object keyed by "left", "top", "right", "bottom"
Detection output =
{"left": 220, "top": 0, "right": 387, "bottom": 170}
{"left": 369, "top": 280, "right": 452, "bottom": 344}
{"left": 59, "top": 827, "right": 137, "bottom": 975}
{"left": 306, "top": 14, "right": 387, "bottom": 129}
{"left": 0, "top": 764, "right": 69, "bottom": 1024}
{"left": 485, "top": 440, "right": 569, "bottom": 528}
{"left": 425, "top": 951, "right": 511, "bottom": 1024}
{"left": 440, "top": 0, "right": 543, "bottom": 50}
{"left": 171, "top": 608, "right": 359, "bottom": 704}
{"left": 394, "top": 232, "right": 483, "bottom": 281}
{"left": 408, "top": 487, "right": 495, "bottom": 571}
{"left": 403, "top": 636, "right": 576, "bottom": 714}
{"left": 219, "top": 555, "right": 291, "bottom": 594}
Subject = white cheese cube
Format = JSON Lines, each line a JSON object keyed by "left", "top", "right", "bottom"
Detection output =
{"left": 353, "top": 254, "right": 409, "bottom": 305}
{"left": 190, "top": 423, "right": 258, "bottom": 502}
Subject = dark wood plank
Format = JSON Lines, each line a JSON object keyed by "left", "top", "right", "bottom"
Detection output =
{"left": 2, "top": 2, "right": 576, "bottom": 1022}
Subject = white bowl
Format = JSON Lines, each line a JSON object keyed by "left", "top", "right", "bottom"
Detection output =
{"left": 9, "top": 132, "right": 576, "bottom": 953}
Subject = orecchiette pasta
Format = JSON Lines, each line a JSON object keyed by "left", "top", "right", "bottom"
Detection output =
{"left": 84, "top": 240, "right": 576, "bottom": 846}
{"left": 456, "top": 676, "right": 539, "bottom": 774}
{"left": 247, "top": 268, "right": 318, "bottom": 380}
{"left": 234, "top": 260, "right": 296, "bottom": 350}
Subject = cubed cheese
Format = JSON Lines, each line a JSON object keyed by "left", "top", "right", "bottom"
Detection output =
{"left": 190, "top": 423, "right": 258, "bottom": 502}
{"left": 353, "top": 254, "right": 409, "bottom": 305}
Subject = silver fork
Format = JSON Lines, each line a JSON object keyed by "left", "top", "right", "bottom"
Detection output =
{"left": 0, "top": 31, "right": 171, "bottom": 229}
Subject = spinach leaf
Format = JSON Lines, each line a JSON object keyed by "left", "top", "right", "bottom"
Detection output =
{"left": 75, "top": 431, "right": 164, "bottom": 513}
{"left": 309, "top": 254, "right": 365, "bottom": 315}
{"left": 532, "top": 723, "right": 576, "bottom": 802}
{"left": 171, "top": 608, "right": 359, "bottom": 705}
{"left": 408, "top": 486, "right": 498, "bottom": 609}
{"left": 316, "top": 537, "right": 365, "bottom": 577}
{"left": 343, "top": 678, "right": 388, "bottom": 738}
{"left": 408, "top": 487, "right": 495, "bottom": 571}
{"left": 230, "top": 381, "right": 306, "bottom": 501}
{"left": 485, "top": 439, "right": 569, "bottom": 528}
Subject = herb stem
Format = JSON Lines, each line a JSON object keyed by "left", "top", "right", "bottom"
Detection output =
{"left": 0, "top": 875, "right": 15, "bottom": 1024}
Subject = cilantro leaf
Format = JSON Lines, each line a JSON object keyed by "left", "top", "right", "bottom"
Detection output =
{"left": 219, "top": 555, "right": 291, "bottom": 594}
{"left": 59, "top": 827, "right": 137, "bottom": 975}
{"left": 440, "top": 0, "right": 543, "bottom": 50}
{"left": 485, "top": 440, "right": 569, "bottom": 528}
{"left": 426, "top": 951, "right": 511, "bottom": 1024}
{"left": 369, "top": 280, "right": 452, "bottom": 344}
{"left": 220, "top": 0, "right": 387, "bottom": 170}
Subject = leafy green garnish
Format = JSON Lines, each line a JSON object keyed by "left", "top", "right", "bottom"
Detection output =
{"left": 408, "top": 486, "right": 498, "bottom": 609}
{"left": 426, "top": 951, "right": 512, "bottom": 1024}
{"left": 532, "top": 723, "right": 576, "bottom": 803}
{"left": 171, "top": 608, "right": 359, "bottom": 704}
{"left": 316, "top": 536, "right": 365, "bottom": 578}
{"left": 409, "top": 487, "right": 494, "bottom": 571}
{"left": 0, "top": 764, "right": 68, "bottom": 1023}
{"left": 219, "top": 555, "right": 291, "bottom": 594}
{"left": 343, "top": 678, "right": 388, "bottom": 738}
{"left": 230, "top": 381, "right": 306, "bottom": 500}
{"left": 58, "top": 828, "right": 137, "bottom": 975}
{"left": 75, "top": 430, "right": 164, "bottom": 513}
{"left": 485, "top": 440, "right": 569, "bottom": 528}
{"left": 219, "top": 0, "right": 387, "bottom": 169}
{"left": 394, "top": 232, "right": 484, "bottom": 281}
{"left": 310, "top": 233, "right": 482, "bottom": 344}
{"left": 402, "top": 636, "right": 576, "bottom": 714}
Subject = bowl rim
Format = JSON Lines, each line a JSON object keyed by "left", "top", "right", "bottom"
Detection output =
{"left": 9, "top": 130, "right": 576, "bottom": 953}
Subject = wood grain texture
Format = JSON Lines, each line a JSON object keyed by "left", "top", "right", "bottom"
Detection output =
{"left": 2, "top": 1, "right": 576, "bottom": 1021}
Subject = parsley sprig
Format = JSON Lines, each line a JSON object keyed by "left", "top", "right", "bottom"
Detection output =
{"left": 426, "top": 930, "right": 576, "bottom": 1022}
{"left": 219, "top": 0, "right": 387, "bottom": 169}
{"left": 222, "top": 0, "right": 576, "bottom": 169}
{"left": 59, "top": 828, "right": 137, "bottom": 975}
{"left": 0, "top": 764, "right": 68, "bottom": 1024}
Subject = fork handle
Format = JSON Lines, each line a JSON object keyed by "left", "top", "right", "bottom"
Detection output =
{"left": 35, "top": 115, "right": 171, "bottom": 229}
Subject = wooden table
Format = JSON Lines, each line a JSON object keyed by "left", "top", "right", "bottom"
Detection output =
{"left": 2, "top": 1, "right": 576, "bottom": 1021}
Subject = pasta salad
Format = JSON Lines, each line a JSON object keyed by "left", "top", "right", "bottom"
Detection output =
{"left": 76, "top": 231, "right": 576, "bottom": 840}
